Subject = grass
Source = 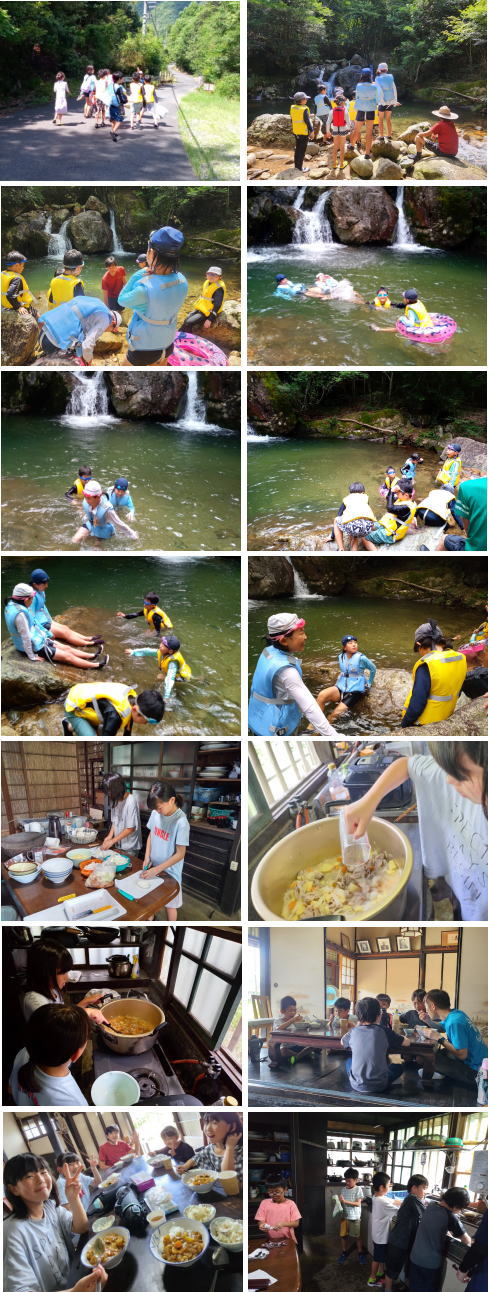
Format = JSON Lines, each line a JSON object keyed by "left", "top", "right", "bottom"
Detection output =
{"left": 177, "top": 88, "right": 240, "bottom": 179}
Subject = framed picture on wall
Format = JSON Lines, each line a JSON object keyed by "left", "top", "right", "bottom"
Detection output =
{"left": 377, "top": 937, "right": 391, "bottom": 953}
{"left": 340, "top": 933, "right": 351, "bottom": 950}
{"left": 441, "top": 930, "right": 459, "bottom": 948}
{"left": 396, "top": 936, "right": 411, "bottom": 951}
{"left": 357, "top": 940, "right": 372, "bottom": 954}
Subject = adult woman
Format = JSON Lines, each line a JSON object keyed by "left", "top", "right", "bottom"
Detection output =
{"left": 3, "top": 1153, "right": 107, "bottom": 1292}
{"left": 119, "top": 226, "right": 188, "bottom": 367}
{"left": 401, "top": 619, "right": 467, "bottom": 727}
{"left": 248, "top": 612, "right": 338, "bottom": 736}
{"left": 350, "top": 68, "right": 379, "bottom": 160}
{"left": 140, "top": 780, "right": 190, "bottom": 919}
{"left": 4, "top": 584, "right": 105, "bottom": 670}
{"left": 175, "top": 1112, "right": 243, "bottom": 1184}
{"left": 22, "top": 939, "right": 106, "bottom": 1025}
{"left": 101, "top": 771, "right": 142, "bottom": 853}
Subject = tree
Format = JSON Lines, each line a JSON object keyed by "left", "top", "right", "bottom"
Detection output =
{"left": 117, "top": 31, "right": 166, "bottom": 75}
{"left": 168, "top": 2, "right": 239, "bottom": 83}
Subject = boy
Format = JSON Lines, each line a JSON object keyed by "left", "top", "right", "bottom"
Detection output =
{"left": 274, "top": 273, "right": 305, "bottom": 298}
{"left": 289, "top": 91, "right": 313, "bottom": 172}
{"left": 62, "top": 684, "right": 164, "bottom": 736}
{"left": 401, "top": 452, "right": 424, "bottom": 482}
{"left": 109, "top": 71, "right": 127, "bottom": 141}
{"left": 56, "top": 1151, "right": 101, "bottom": 1209}
{"left": 377, "top": 994, "right": 393, "bottom": 1028}
{"left": 342, "top": 997, "right": 409, "bottom": 1093}
{"left": 117, "top": 593, "right": 173, "bottom": 635}
{"left": 436, "top": 442, "right": 462, "bottom": 490}
{"left": 2, "top": 250, "right": 37, "bottom": 317}
{"left": 48, "top": 249, "right": 85, "bottom": 309}
{"left": 409, "top": 1188, "right": 471, "bottom": 1292}
{"left": 369, "top": 1172, "right": 402, "bottom": 1287}
{"left": 400, "top": 989, "right": 428, "bottom": 1028}
{"left": 65, "top": 465, "right": 93, "bottom": 499}
{"left": 160, "top": 1125, "right": 194, "bottom": 1167}
{"left": 423, "top": 989, "right": 488, "bottom": 1089}
{"left": 370, "top": 289, "right": 433, "bottom": 333}
{"left": 329, "top": 997, "right": 352, "bottom": 1027}
{"left": 375, "top": 62, "right": 399, "bottom": 142}
{"left": 182, "top": 267, "right": 226, "bottom": 333}
{"left": 268, "top": 995, "right": 304, "bottom": 1067}
{"left": 125, "top": 633, "right": 192, "bottom": 701}
{"left": 256, "top": 1178, "right": 301, "bottom": 1241}
{"left": 361, "top": 480, "right": 418, "bottom": 547}
{"left": 384, "top": 1174, "right": 428, "bottom": 1292}
{"left": 338, "top": 1167, "right": 366, "bottom": 1266}
{"left": 99, "top": 1124, "right": 141, "bottom": 1167}
{"left": 9, "top": 1003, "right": 89, "bottom": 1107}
{"left": 102, "top": 258, "right": 127, "bottom": 309}
{"left": 109, "top": 477, "right": 135, "bottom": 517}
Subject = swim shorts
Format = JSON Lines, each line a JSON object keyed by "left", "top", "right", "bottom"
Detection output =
{"left": 330, "top": 125, "right": 349, "bottom": 135}
{"left": 37, "top": 640, "right": 57, "bottom": 663}
{"left": 378, "top": 103, "right": 395, "bottom": 112}
{"left": 110, "top": 105, "right": 124, "bottom": 122}
{"left": 355, "top": 109, "right": 375, "bottom": 122}
{"left": 126, "top": 343, "right": 174, "bottom": 366}
{"left": 341, "top": 691, "right": 364, "bottom": 711}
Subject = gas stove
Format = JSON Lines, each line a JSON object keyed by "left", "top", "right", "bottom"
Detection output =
{"left": 93, "top": 1034, "right": 186, "bottom": 1105}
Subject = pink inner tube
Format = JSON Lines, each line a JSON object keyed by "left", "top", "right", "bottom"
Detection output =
{"left": 461, "top": 641, "right": 486, "bottom": 658}
{"left": 396, "top": 313, "right": 457, "bottom": 344}
{"left": 167, "top": 330, "right": 228, "bottom": 367}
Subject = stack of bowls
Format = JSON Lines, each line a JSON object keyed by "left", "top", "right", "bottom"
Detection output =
{"left": 41, "top": 856, "right": 74, "bottom": 885}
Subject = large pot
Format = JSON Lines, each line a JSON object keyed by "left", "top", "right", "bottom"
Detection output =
{"left": 106, "top": 954, "right": 133, "bottom": 979}
{"left": 251, "top": 815, "right": 413, "bottom": 923}
{"left": 99, "top": 996, "right": 166, "bottom": 1054}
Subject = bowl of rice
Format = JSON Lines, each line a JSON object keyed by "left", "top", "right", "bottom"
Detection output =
{"left": 210, "top": 1216, "right": 244, "bottom": 1252}
{"left": 182, "top": 1168, "right": 217, "bottom": 1194}
{"left": 184, "top": 1203, "right": 217, "bottom": 1225}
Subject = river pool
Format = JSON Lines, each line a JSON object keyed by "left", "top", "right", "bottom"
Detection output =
{"left": 27, "top": 254, "right": 241, "bottom": 314}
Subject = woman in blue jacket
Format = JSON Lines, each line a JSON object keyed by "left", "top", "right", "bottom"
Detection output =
{"left": 119, "top": 226, "right": 188, "bottom": 367}
{"left": 350, "top": 68, "right": 380, "bottom": 160}
{"left": 316, "top": 632, "right": 377, "bottom": 721}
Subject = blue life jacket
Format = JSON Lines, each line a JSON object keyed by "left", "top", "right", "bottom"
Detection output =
{"left": 31, "top": 587, "right": 52, "bottom": 627}
{"left": 375, "top": 72, "right": 396, "bottom": 104}
{"left": 39, "top": 296, "right": 113, "bottom": 352}
{"left": 109, "top": 488, "right": 134, "bottom": 510}
{"left": 248, "top": 644, "right": 303, "bottom": 735}
{"left": 4, "top": 600, "right": 49, "bottom": 654}
{"left": 336, "top": 650, "right": 368, "bottom": 694}
{"left": 124, "top": 272, "right": 188, "bottom": 352}
{"left": 274, "top": 283, "right": 304, "bottom": 299}
{"left": 354, "top": 81, "right": 379, "bottom": 111}
{"left": 82, "top": 494, "right": 114, "bottom": 536}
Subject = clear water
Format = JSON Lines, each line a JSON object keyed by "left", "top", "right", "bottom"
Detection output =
{"left": 3, "top": 556, "right": 241, "bottom": 735}
{"left": 247, "top": 244, "right": 486, "bottom": 367}
{"left": 2, "top": 413, "right": 241, "bottom": 551}
{"left": 247, "top": 437, "right": 439, "bottom": 543}
{"left": 26, "top": 255, "right": 241, "bottom": 315}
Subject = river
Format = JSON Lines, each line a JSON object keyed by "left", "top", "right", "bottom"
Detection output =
{"left": 3, "top": 556, "right": 241, "bottom": 735}
{"left": 27, "top": 254, "right": 240, "bottom": 312}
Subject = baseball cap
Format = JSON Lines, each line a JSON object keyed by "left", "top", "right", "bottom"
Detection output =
{"left": 267, "top": 612, "right": 306, "bottom": 637}
{"left": 114, "top": 477, "right": 129, "bottom": 490}
{"left": 446, "top": 442, "right": 461, "bottom": 453}
{"left": 207, "top": 266, "right": 222, "bottom": 276}
{"left": 161, "top": 634, "right": 181, "bottom": 653}
{"left": 275, "top": 274, "right": 286, "bottom": 283}
{"left": 292, "top": 91, "right": 310, "bottom": 101}
{"left": 136, "top": 253, "right": 147, "bottom": 264}
{"left": 31, "top": 568, "right": 49, "bottom": 583}
{"left": 149, "top": 226, "right": 185, "bottom": 254}
{"left": 342, "top": 634, "right": 357, "bottom": 647}
{"left": 377, "top": 62, "right": 388, "bottom": 71}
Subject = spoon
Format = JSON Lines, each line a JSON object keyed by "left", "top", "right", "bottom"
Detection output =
{"left": 208, "top": 1244, "right": 230, "bottom": 1292}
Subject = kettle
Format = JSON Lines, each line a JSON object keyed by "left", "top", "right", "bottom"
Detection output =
{"left": 48, "top": 814, "right": 63, "bottom": 841}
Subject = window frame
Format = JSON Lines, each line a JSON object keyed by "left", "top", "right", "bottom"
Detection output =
{"left": 249, "top": 742, "right": 333, "bottom": 843}
{"left": 160, "top": 926, "right": 242, "bottom": 1053}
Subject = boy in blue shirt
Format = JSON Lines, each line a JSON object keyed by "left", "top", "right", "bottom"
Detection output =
{"left": 423, "top": 989, "right": 488, "bottom": 1089}
{"left": 375, "top": 63, "right": 399, "bottom": 141}
{"left": 109, "top": 477, "right": 135, "bottom": 519}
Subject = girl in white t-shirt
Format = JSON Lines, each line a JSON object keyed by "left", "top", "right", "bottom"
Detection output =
{"left": 140, "top": 779, "right": 190, "bottom": 919}
{"left": 9, "top": 1003, "right": 89, "bottom": 1108}
{"left": 53, "top": 72, "right": 70, "bottom": 124}
{"left": 3, "top": 1151, "right": 106, "bottom": 1292}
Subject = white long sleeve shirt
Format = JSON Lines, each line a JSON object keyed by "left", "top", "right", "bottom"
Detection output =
{"left": 274, "top": 666, "right": 338, "bottom": 736}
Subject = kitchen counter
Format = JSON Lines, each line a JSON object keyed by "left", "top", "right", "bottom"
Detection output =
{"left": 248, "top": 1239, "right": 301, "bottom": 1292}
{"left": 2, "top": 848, "right": 179, "bottom": 923}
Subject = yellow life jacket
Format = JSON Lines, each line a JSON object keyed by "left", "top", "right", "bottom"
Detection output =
{"left": 375, "top": 296, "right": 391, "bottom": 309}
{"left": 144, "top": 82, "right": 155, "bottom": 103}
{"left": 290, "top": 104, "right": 309, "bottom": 135}
{"left": 419, "top": 487, "right": 455, "bottom": 522}
{"left": 130, "top": 81, "right": 143, "bottom": 103}
{"left": 158, "top": 648, "right": 192, "bottom": 679}
{"left": 379, "top": 499, "right": 417, "bottom": 541}
{"left": 384, "top": 473, "right": 399, "bottom": 490}
{"left": 1, "top": 270, "right": 34, "bottom": 309}
{"left": 401, "top": 648, "right": 467, "bottom": 725}
{"left": 404, "top": 299, "right": 433, "bottom": 328}
{"left": 65, "top": 682, "right": 137, "bottom": 732}
{"left": 48, "top": 273, "right": 84, "bottom": 310}
{"left": 143, "top": 604, "right": 173, "bottom": 632}
{"left": 348, "top": 100, "right": 357, "bottom": 121}
{"left": 341, "top": 493, "right": 376, "bottom": 524}
{"left": 74, "top": 477, "right": 89, "bottom": 497}
{"left": 472, "top": 619, "right": 488, "bottom": 643}
{"left": 193, "top": 278, "right": 226, "bottom": 319}
{"left": 436, "top": 457, "right": 462, "bottom": 489}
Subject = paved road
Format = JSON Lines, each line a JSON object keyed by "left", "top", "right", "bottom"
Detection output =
{"left": 0, "top": 71, "right": 198, "bottom": 181}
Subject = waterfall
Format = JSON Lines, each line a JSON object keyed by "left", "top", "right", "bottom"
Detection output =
{"left": 179, "top": 374, "right": 207, "bottom": 430}
{"left": 293, "top": 189, "right": 333, "bottom": 247}
{"left": 47, "top": 217, "right": 72, "bottom": 259}
{"left": 61, "top": 372, "right": 116, "bottom": 427}
{"left": 285, "top": 557, "right": 323, "bottom": 599}
{"left": 393, "top": 187, "right": 416, "bottom": 249}
{"left": 109, "top": 209, "right": 128, "bottom": 256}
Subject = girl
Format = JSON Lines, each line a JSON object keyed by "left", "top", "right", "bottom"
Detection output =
{"left": 350, "top": 68, "right": 379, "bottom": 160}
{"left": 118, "top": 225, "right": 188, "bottom": 368}
{"left": 53, "top": 72, "right": 69, "bottom": 125}
{"left": 4, "top": 583, "right": 107, "bottom": 670}
{"left": 3, "top": 1153, "right": 106, "bottom": 1292}
{"left": 56, "top": 1153, "right": 101, "bottom": 1210}
{"left": 333, "top": 482, "right": 377, "bottom": 551}
{"left": 128, "top": 73, "right": 144, "bottom": 128}
{"left": 248, "top": 611, "right": 339, "bottom": 737}
{"left": 78, "top": 65, "right": 96, "bottom": 117}
{"left": 22, "top": 938, "right": 107, "bottom": 1024}
{"left": 343, "top": 742, "right": 488, "bottom": 921}
{"left": 72, "top": 480, "right": 138, "bottom": 544}
{"left": 176, "top": 1112, "right": 243, "bottom": 1183}
{"left": 101, "top": 771, "right": 142, "bottom": 853}
{"left": 140, "top": 780, "right": 190, "bottom": 919}
{"left": 9, "top": 1004, "right": 90, "bottom": 1107}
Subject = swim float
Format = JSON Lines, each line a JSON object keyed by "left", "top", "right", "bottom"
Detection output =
{"left": 396, "top": 314, "right": 457, "bottom": 345}
{"left": 460, "top": 641, "right": 486, "bottom": 659}
{"left": 168, "top": 330, "right": 228, "bottom": 367}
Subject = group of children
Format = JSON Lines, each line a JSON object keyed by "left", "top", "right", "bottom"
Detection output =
{"left": 65, "top": 462, "right": 138, "bottom": 545}
{"left": 332, "top": 442, "right": 465, "bottom": 551}
{"left": 53, "top": 65, "right": 166, "bottom": 140}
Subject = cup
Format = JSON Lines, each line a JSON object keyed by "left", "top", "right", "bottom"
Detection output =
{"left": 91, "top": 1071, "right": 140, "bottom": 1106}
{"left": 162, "top": 1155, "right": 172, "bottom": 1171}
{"left": 219, "top": 1171, "right": 240, "bottom": 1196}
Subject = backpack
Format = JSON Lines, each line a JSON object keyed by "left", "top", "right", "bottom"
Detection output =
{"left": 332, "top": 103, "right": 346, "bottom": 128}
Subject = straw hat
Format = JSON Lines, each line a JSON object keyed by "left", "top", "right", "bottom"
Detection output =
{"left": 432, "top": 104, "right": 459, "bottom": 120}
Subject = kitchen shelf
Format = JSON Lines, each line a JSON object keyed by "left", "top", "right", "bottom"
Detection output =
{"left": 196, "top": 777, "right": 241, "bottom": 784}
{"left": 190, "top": 821, "right": 236, "bottom": 838}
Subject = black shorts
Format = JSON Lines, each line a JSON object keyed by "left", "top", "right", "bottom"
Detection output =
{"left": 37, "top": 640, "right": 56, "bottom": 662}
{"left": 426, "top": 142, "right": 457, "bottom": 157}
{"left": 126, "top": 343, "right": 174, "bottom": 366}
{"left": 40, "top": 334, "right": 58, "bottom": 355}
{"left": 341, "top": 690, "right": 364, "bottom": 710}
{"left": 385, "top": 1245, "right": 406, "bottom": 1281}
{"left": 373, "top": 1241, "right": 388, "bottom": 1263}
{"left": 355, "top": 109, "right": 375, "bottom": 122}
{"left": 378, "top": 103, "right": 395, "bottom": 112}
{"left": 110, "top": 105, "right": 124, "bottom": 122}
{"left": 107, "top": 296, "right": 120, "bottom": 311}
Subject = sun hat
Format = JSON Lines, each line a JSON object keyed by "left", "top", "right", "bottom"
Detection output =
{"left": 84, "top": 480, "right": 103, "bottom": 496}
{"left": 377, "top": 62, "right": 389, "bottom": 72}
{"left": 207, "top": 266, "right": 222, "bottom": 276}
{"left": 432, "top": 104, "right": 459, "bottom": 120}
{"left": 12, "top": 583, "right": 34, "bottom": 600}
{"left": 114, "top": 477, "right": 129, "bottom": 490}
{"left": 267, "top": 612, "right": 305, "bottom": 638}
{"left": 292, "top": 91, "right": 310, "bottom": 101}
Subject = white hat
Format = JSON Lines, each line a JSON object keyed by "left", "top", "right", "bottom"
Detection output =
{"left": 12, "top": 583, "right": 34, "bottom": 599}
{"left": 112, "top": 310, "right": 122, "bottom": 326}
{"left": 377, "top": 62, "right": 388, "bottom": 71}
{"left": 432, "top": 104, "right": 459, "bottom": 120}
{"left": 267, "top": 612, "right": 305, "bottom": 638}
{"left": 84, "top": 480, "right": 103, "bottom": 496}
{"left": 207, "top": 266, "right": 222, "bottom": 276}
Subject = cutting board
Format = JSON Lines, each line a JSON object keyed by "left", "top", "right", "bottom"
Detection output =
{"left": 115, "top": 870, "right": 166, "bottom": 898}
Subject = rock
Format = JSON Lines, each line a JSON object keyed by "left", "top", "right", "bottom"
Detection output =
{"left": 8, "top": 218, "right": 50, "bottom": 257}
{"left": 84, "top": 195, "right": 109, "bottom": 215}
{"left": 200, "top": 372, "right": 241, "bottom": 428}
{"left": 50, "top": 206, "right": 71, "bottom": 230}
{"left": 405, "top": 185, "right": 486, "bottom": 247}
{"left": 306, "top": 142, "right": 320, "bottom": 156}
{"left": 309, "top": 167, "right": 331, "bottom": 178}
{"left": 67, "top": 210, "right": 112, "bottom": 253}
{"left": 94, "top": 331, "right": 124, "bottom": 356}
{"left": 304, "top": 663, "right": 412, "bottom": 728}
{"left": 1, "top": 371, "right": 72, "bottom": 412}
{"left": 1, "top": 308, "right": 39, "bottom": 365}
{"left": 248, "top": 557, "right": 295, "bottom": 599}
{"left": 247, "top": 114, "right": 293, "bottom": 148}
{"left": 274, "top": 166, "right": 308, "bottom": 180}
{"left": 349, "top": 155, "right": 374, "bottom": 179}
{"left": 413, "top": 156, "right": 486, "bottom": 181}
{"left": 247, "top": 152, "right": 257, "bottom": 165}
{"left": 440, "top": 435, "right": 487, "bottom": 475}
{"left": 220, "top": 299, "right": 241, "bottom": 331}
{"left": 329, "top": 188, "right": 398, "bottom": 242}
{"left": 107, "top": 371, "right": 187, "bottom": 419}
{"left": 371, "top": 139, "right": 403, "bottom": 161}
{"left": 398, "top": 121, "right": 430, "bottom": 144}
{"left": 373, "top": 157, "right": 404, "bottom": 179}
{"left": 2, "top": 644, "right": 80, "bottom": 708}
{"left": 401, "top": 695, "right": 488, "bottom": 735}
{"left": 292, "top": 558, "right": 349, "bottom": 594}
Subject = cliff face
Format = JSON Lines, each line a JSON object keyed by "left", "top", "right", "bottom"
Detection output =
{"left": 249, "top": 556, "right": 487, "bottom": 606}
{"left": 248, "top": 186, "right": 486, "bottom": 249}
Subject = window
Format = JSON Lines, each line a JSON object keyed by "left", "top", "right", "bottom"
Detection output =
{"left": 221, "top": 1001, "right": 242, "bottom": 1064}
{"left": 159, "top": 929, "right": 242, "bottom": 1054}
{"left": 340, "top": 954, "right": 355, "bottom": 996}
{"left": 18, "top": 1117, "right": 47, "bottom": 1141}
{"left": 250, "top": 740, "right": 322, "bottom": 809}
{"left": 456, "top": 1113, "right": 488, "bottom": 1196}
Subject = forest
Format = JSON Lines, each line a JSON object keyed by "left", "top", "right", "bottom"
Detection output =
{"left": 248, "top": 371, "right": 487, "bottom": 431}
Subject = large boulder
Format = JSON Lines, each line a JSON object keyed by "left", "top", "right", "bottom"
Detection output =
{"left": 107, "top": 371, "right": 187, "bottom": 419}
{"left": 373, "top": 157, "right": 404, "bottom": 179}
{"left": 401, "top": 694, "right": 488, "bottom": 735}
{"left": 292, "top": 557, "right": 348, "bottom": 594}
{"left": 1, "top": 308, "right": 38, "bottom": 365}
{"left": 248, "top": 557, "right": 295, "bottom": 599}
{"left": 220, "top": 299, "right": 241, "bottom": 331}
{"left": 67, "top": 210, "right": 112, "bottom": 253}
{"left": 200, "top": 372, "right": 241, "bottom": 428}
{"left": 2, "top": 644, "right": 79, "bottom": 708}
{"left": 440, "top": 435, "right": 486, "bottom": 474}
{"left": 371, "top": 139, "right": 404, "bottom": 161}
{"left": 405, "top": 186, "right": 487, "bottom": 247}
{"left": 248, "top": 114, "right": 293, "bottom": 149}
{"left": 412, "top": 156, "right": 486, "bottom": 181}
{"left": 248, "top": 192, "right": 298, "bottom": 244}
{"left": 349, "top": 156, "right": 373, "bottom": 179}
{"left": 304, "top": 663, "right": 412, "bottom": 729}
{"left": 93, "top": 330, "right": 124, "bottom": 356}
{"left": 50, "top": 206, "right": 71, "bottom": 230}
{"left": 329, "top": 188, "right": 398, "bottom": 243}
{"left": 398, "top": 121, "right": 430, "bottom": 144}
{"left": 9, "top": 217, "right": 50, "bottom": 257}
{"left": 84, "top": 195, "right": 109, "bottom": 215}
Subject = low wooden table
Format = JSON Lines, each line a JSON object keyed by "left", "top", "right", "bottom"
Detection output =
{"left": 67, "top": 1159, "right": 243, "bottom": 1291}
{"left": 248, "top": 1238, "right": 301, "bottom": 1292}
{"left": 2, "top": 848, "right": 179, "bottom": 923}
{"left": 269, "top": 1028, "right": 437, "bottom": 1079}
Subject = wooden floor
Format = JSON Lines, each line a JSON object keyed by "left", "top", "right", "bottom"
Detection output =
{"left": 248, "top": 1051, "right": 476, "bottom": 1109}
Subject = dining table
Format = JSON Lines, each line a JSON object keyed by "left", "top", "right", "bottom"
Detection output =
{"left": 248, "top": 1238, "right": 301, "bottom": 1292}
{"left": 1, "top": 847, "right": 179, "bottom": 923}
{"left": 268, "top": 1027, "right": 438, "bottom": 1079}
{"left": 67, "top": 1156, "right": 243, "bottom": 1291}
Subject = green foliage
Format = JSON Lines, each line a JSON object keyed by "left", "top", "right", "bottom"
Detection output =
{"left": 0, "top": 1, "right": 141, "bottom": 98}
{"left": 254, "top": 371, "right": 486, "bottom": 426}
{"left": 217, "top": 73, "right": 240, "bottom": 97}
{"left": 117, "top": 31, "right": 165, "bottom": 76}
{"left": 168, "top": 2, "right": 239, "bottom": 83}
{"left": 178, "top": 88, "right": 240, "bottom": 179}
{"left": 444, "top": 0, "right": 487, "bottom": 45}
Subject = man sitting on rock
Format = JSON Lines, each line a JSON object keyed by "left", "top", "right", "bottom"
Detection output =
{"left": 38, "top": 296, "right": 121, "bottom": 365}
{"left": 413, "top": 105, "right": 459, "bottom": 163}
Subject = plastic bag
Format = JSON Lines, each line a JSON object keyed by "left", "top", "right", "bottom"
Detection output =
{"left": 85, "top": 859, "right": 116, "bottom": 888}
{"left": 332, "top": 1194, "right": 343, "bottom": 1217}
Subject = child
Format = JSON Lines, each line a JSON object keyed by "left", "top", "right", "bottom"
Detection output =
{"left": 117, "top": 592, "right": 173, "bottom": 635}
{"left": 9, "top": 1004, "right": 90, "bottom": 1107}
{"left": 109, "top": 72, "right": 127, "bottom": 141}
{"left": 436, "top": 442, "right": 462, "bottom": 490}
{"left": 409, "top": 1189, "right": 471, "bottom": 1292}
{"left": 256, "top": 1179, "right": 301, "bottom": 1240}
{"left": 370, "top": 289, "right": 434, "bottom": 333}
{"left": 350, "top": 69, "right": 380, "bottom": 160}
{"left": 325, "top": 92, "right": 351, "bottom": 170}
{"left": 53, "top": 71, "right": 69, "bottom": 124}
{"left": 384, "top": 1174, "right": 428, "bottom": 1292}
{"left": 182, "top": 267, "right": 226, "bottom": 332}
{"left": 48, "top": 250, "right": 85, "bottom": 310}
{"left": 338, "top": 1167, "right": 366, "bottom": 1265}
{"left": 1, "top": 251, "right": 37, "bottom": 316}
{"left": 109, "top": 476, "right": 134, "bottom": 517}
{"left": 399, "top": 989, "right": 428, "bottom": 1028}
{"left": 376, "top": 994, "right": 393, "bottom": 1029}
{"left": 160, "top": 1126, "right": 195, "bottom": 1167}
{"left": 361, "top": 480, "right": 418, "bottom": 547}
{"left": 268, "top": 995, "right": 304, "bottom": 1066}
{"left": 140, "top": 780, "right": 190, "bottom": 919}
{"left": 379, "top": 465, "right": 400, "bottom": 497}
{"left": 125, "top": 633, "right": 192, "bottom": 701}
{"left": 375, "top": 63, "right": 399, "bottom": 141}
{"left": 316, "top": 633, "right": 376, "bottom": 720}
{"left": 78, "top": 64, "right": 96, "bottom": 116}
{"left": 333, "top": 482, "right": 377, "bottom": 550}
{"left": 274, "top": 274, "right": 305, "bottom": 298}
{"left": 369, "top": 1173, "right": 403, "bottom": 1287}
{"left": 95, "top": 69, "right": 109, "bottom": 127}
{"left": 3, "top": 1153, "right": 105, "bottom": 1292}
{"left": 329, "top": 997, "right": 352, "bottom": 1028}
{"left": 129, "top": 74, "right": 144, "bottom": 128}
{"left": 62, "top": 684, "right": 164, "bottom": 736}
{"left": 65, "top": 464, "right": 92, "bottom": 499}
{"left": 102, "top": 258, "right": 127, "bottom": 310}
{"left": 401, "top": 452, "right": 424, "bottom": 482}
{"left": 422, "top": 989, "right": 488, "bottom": 1089}
{"left": 175, "top": 1111, "right": 243, "bottom": 1183}
{"left": 56, "top": 1153, "right": 101, "bottom": 1210}
{"left": 143, "top": 74, "right": 164, "bottom": 127}
{"left": 289, "top": 91, "right": 313, "bottom": 172}
{"left": 341, "top": 997, "right": 409, "bottom": 1094}
{"left": 304, "top": 271, "right": 341, "bottom": 298}
{"left": 72, "top": 479, "right": 138, "bottom": 544}
{"left": 413, "top": 105, "right": 460, "bottom": 163}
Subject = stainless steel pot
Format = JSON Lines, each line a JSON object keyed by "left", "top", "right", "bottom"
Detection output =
{"left": 99, "top": 996, "right": 166, "bottom": 1054}
{"left": 106, "top": 955, "right": 133, "bottom": 979}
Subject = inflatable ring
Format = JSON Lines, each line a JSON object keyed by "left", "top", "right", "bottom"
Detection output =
{"left": 396, "top": 313, "right": 457, "bottom": 345}
{"left": 460, "top": 641, "right": 486, "bottom": 659}
{"left": 168, "top": 330, "right": 228, "bottom": 367}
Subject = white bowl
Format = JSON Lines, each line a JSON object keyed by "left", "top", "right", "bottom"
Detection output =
{"left": 80, "top": 1225, "right": 130, "bottom": 1270}
{"left": 41, "top": 857, "right": 73, "bottom": 884}
{"left": 182, "top": 1168, "right": 217, "bottom": 1194}
{"left": 147, "top": 1208, "right": 167, "bottom": 1228}
{"left": 150, "top": 1219, "right": 209, "bottom": 1267}
{"left": 70, "top": 828, "right": 98, "bottom": 844}
{"left": 7, "top": 861, "right": 40, "bottom": 885}
{"left": 92, "top": 1214, "right": 116, "bottom": 1233}
{"left": 91, "top": 1071, "right": 140, "bottom": 1106}
{"left": 209, "top": 1216, "right": 243, "bottom": 1252}
{"left": 184, "top": 1203, "right": 216, "bottom": 1225}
